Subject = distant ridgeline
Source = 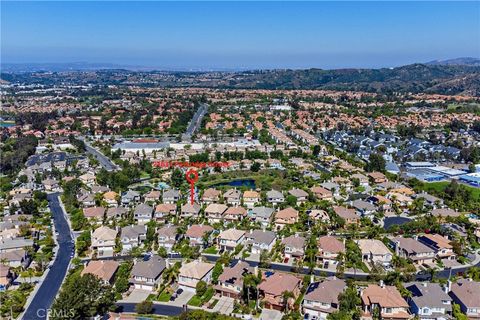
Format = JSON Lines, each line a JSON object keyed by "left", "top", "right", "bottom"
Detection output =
{"left": 1, "top": 61, "right": 480, "bottom": 96}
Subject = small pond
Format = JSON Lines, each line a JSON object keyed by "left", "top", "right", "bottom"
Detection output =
{"left": 383, "top": 216, "right": 411, "bottom": 229}
{"left": 211, "top": 179, "right": 256, "bottom": 189}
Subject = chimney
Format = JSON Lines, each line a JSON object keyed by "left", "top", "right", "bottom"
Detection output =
{"left": 310, "top": 274, "right": 315, "bottom": 284}
{"left": 379, "top": 280, "right": 385, "bottom": 288}
{"left": 444, "top": 280, "right": 452, "bottom": 294}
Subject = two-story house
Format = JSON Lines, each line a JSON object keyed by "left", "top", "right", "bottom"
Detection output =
{"left": 361, "top": 283, "right": 410, "bottom": 320}
{"left": 406, "top": 282, "right": 452, "bottom": 319}
{"left": 178, "top": 260, "right": 215, "bottom": 292}
{"left": 302, "top": 278, "right": 346, "bottom": 320}
{"left": 245, "top": 230, "right": 276, "bottom": 254}
{"left": 218, "top": 229, "right": 245, "bottom": 252}
{"left": 130, "top": 255, "right": 166, "bottom": 292}
{"left": 214, "top": 260, "right": 254, "bottom": 299}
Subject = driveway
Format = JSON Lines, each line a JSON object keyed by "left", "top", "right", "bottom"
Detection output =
{"left": 120, "top": 289, "right": 151, "bottom": 303}
{"left": 260, "top": 309, "right": 283, "bottom": 320}
{"left": 212, "top": 296, "right": 234, "bottom": 315}
{"left": 170, "top": 289, "right": 195, "bottom": 307}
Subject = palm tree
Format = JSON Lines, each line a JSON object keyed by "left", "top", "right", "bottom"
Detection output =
{"left": 281, "top": 290, "right": 295, "bottom": 313}
{"left": 162, "top": 263, "right": 180, "bottom": 285}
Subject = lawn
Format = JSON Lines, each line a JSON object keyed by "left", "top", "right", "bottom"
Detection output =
{"left": 421, "top": 181, "right": 480, "bottom": 200}
{"left": 157, "top": 291, "right": 172, "bottom": 302}
{"left": 187, "top": 295, "right": 202, "bottom": 307}
{"left": 187, "top": 287, "right": 215, "bottom": 307}
{"left": 203, "top": 247, "right": 218, "bottom": 254}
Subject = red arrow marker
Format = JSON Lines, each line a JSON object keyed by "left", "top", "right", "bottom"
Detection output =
{"left": 185, "top": 169, "right": 199, "bottom": 205}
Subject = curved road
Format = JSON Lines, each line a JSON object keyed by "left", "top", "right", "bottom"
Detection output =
{"left": 23, "top": 193, "right": 74, "bottom": 320}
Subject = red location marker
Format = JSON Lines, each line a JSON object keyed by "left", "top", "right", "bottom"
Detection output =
{"left": 185, "top": 169, "right": 198, "bottom": 205}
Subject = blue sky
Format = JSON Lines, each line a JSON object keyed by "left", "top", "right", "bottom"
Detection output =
{"left": 1, "top": 1, "right": 479, "bottom": 69}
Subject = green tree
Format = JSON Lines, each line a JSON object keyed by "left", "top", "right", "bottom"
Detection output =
{"left": 135, "top": 300, "right": 153, "bottom": 314}
{"left": 196, "top": 280, "right": 207, "bottom": 297}
{"left": 366, "top": 153, "right": 386, "bottom": 173}
{"left": 50, "top": 273, "right": 115, "bottom": 319}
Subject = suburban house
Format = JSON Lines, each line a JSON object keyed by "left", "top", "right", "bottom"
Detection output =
{"left": 214, "top": 260, "right": 254, "bottom": 299}
{"left": 405, "top": 282, "right": 452, "bottom": 319}
{"left": 205, "top": 203, "right": 228, "bottom": 223}
{"left": 121, "top": 190, "right": 141, "bottom": 207}
{"left": 202, "top": 188, "right": 221, "bottom": 204}
{"left": 310, "top": 186, "right": 333, "bottom": 202}
{"left": 449, "top": 279, "right": 480, "bottom": 319}
{"left": 368, "top": 172, "right": 388, "bottom": 184}
{"left": 78, "top": 192, "right": 95, "bottom": 207}
{"left": 186, "top": 224, "right": 214, "bottom": 247}
{"left": 243, "top": 190, "right": 261, "bottom": 208}
{"left": 224, "top": 189, "right": 242, "bottom": 206}
{"left": 91, "top": 226, "right": 117, "bottom": 257}
{"left": 333, "top": 206, "right": 360, "bottom": 225}
{"left": 267, "top": 190, "right": 285, "bottom": 206}
{"left": 81, "top": 260, "right": 119, "bottom": 285}
{"left": 134, "top": 203, "right": 154, "bottom": 224}
{"left": 258, "top": 272, "right": 302, "bottom": 311}
{"left": 103, "top": 191, "right": 119, "bottom": 207}
{"left": 282, "top": 235, "right": 306, "bottom": 260}
{"left": 130, "top": 255, "right": 166, "bottom": 292}
{"left": 163, "top": 189, "right": 181, "bottom": 204}
{"left": 392, "top": 237, "right": 436, "bottom": 266}
{"left": 361, "top": 284, "right": 411, "bottom": 320}
{"left": 144, "top": 190, "right": 161, "bottom": 203}
{"left": 317, "top": 236, "right": 345, "bottom": 267}
{"left": 350, "top": 199, "right": 376, "bottom": 217}
{"left": 251, "top": 207, "right": 275, "bottom": 227}
{"left": 275, "top": 207, "right": 299, "bottom": 230}
{"left": 302, "top": 278, "right": 346, "bottom": 320}
{"left": 218, "top": 229, "right": 245, "bottom": 252}
{"left": 106, "top": 206, "right": 127, "bottom": 219}
{"left": 178, "top": 260, "right": 215, "bottom": 292}
{"left": 418, "top": 234, "right": 456, "bottom": 260}
{"left": 356, "top": 239, "right": 393, "bottom": 267}
{"left": 0, "top": 265, "right": 14, "bottom": 291}
{"left": 120, "top": 225, "right": 146, "bottom": 254}
{"left": 157, "top": 225, "right": 178, "bottom": 253}
{"left": 223, "top": 206, "right": 247, "bottom": 223}
{"left": 42, "top": 178, "right": 60, "bottom": 192}
{"left": 154, "top": 203, "right": 177, "bottom": 221}
{"left": 181, "top": 202, "right": 201, "bottom": 218}
{"left": 83, "top": 207, "right": 105, "bottom": 222}
{"left": 288, "top": 188, "right": 309, "bottom": 205}
{"left": 245, "top": 230, "right": 276, "bottom": 254}
{"left": 79, "top": 173, "right": 96, "bottom": 186}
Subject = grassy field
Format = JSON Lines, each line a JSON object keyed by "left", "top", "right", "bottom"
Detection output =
{"left": 421, "top": 181, "right": 480, "bottom": 200}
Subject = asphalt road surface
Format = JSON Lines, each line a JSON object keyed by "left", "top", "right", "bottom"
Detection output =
{"left": 23, "top": 193, "right": 74, "bottom": 320}
{"left": 81, "top": 138, "right": 118, "bottom": 171}
{"left": 183, "top": 103, "right": 207, "bottom": 140}
{"left": 116, "top": 302, "right": 184, "bottom": 316}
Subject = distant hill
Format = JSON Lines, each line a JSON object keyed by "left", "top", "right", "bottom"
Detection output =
{"left": 2, "top": 59, "right": 480, "bottom": 96}
{"left": 220, "top": 63, "right": 480, "bottom": 96}
{"left": 426, "top": 57, "right": 480, "bottom": 67}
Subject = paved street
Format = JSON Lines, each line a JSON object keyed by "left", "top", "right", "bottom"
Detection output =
{"left": 80, "top": 137, "right": 119, "bottom": 171}
{"left": 23, "top": 193, "right": 74, "bottom": 320}
{"left": 116, "top": 302, "right": 183, "bottom": 316}
{"left": 182, "top": 103, "right": 207, "bottom": 141}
